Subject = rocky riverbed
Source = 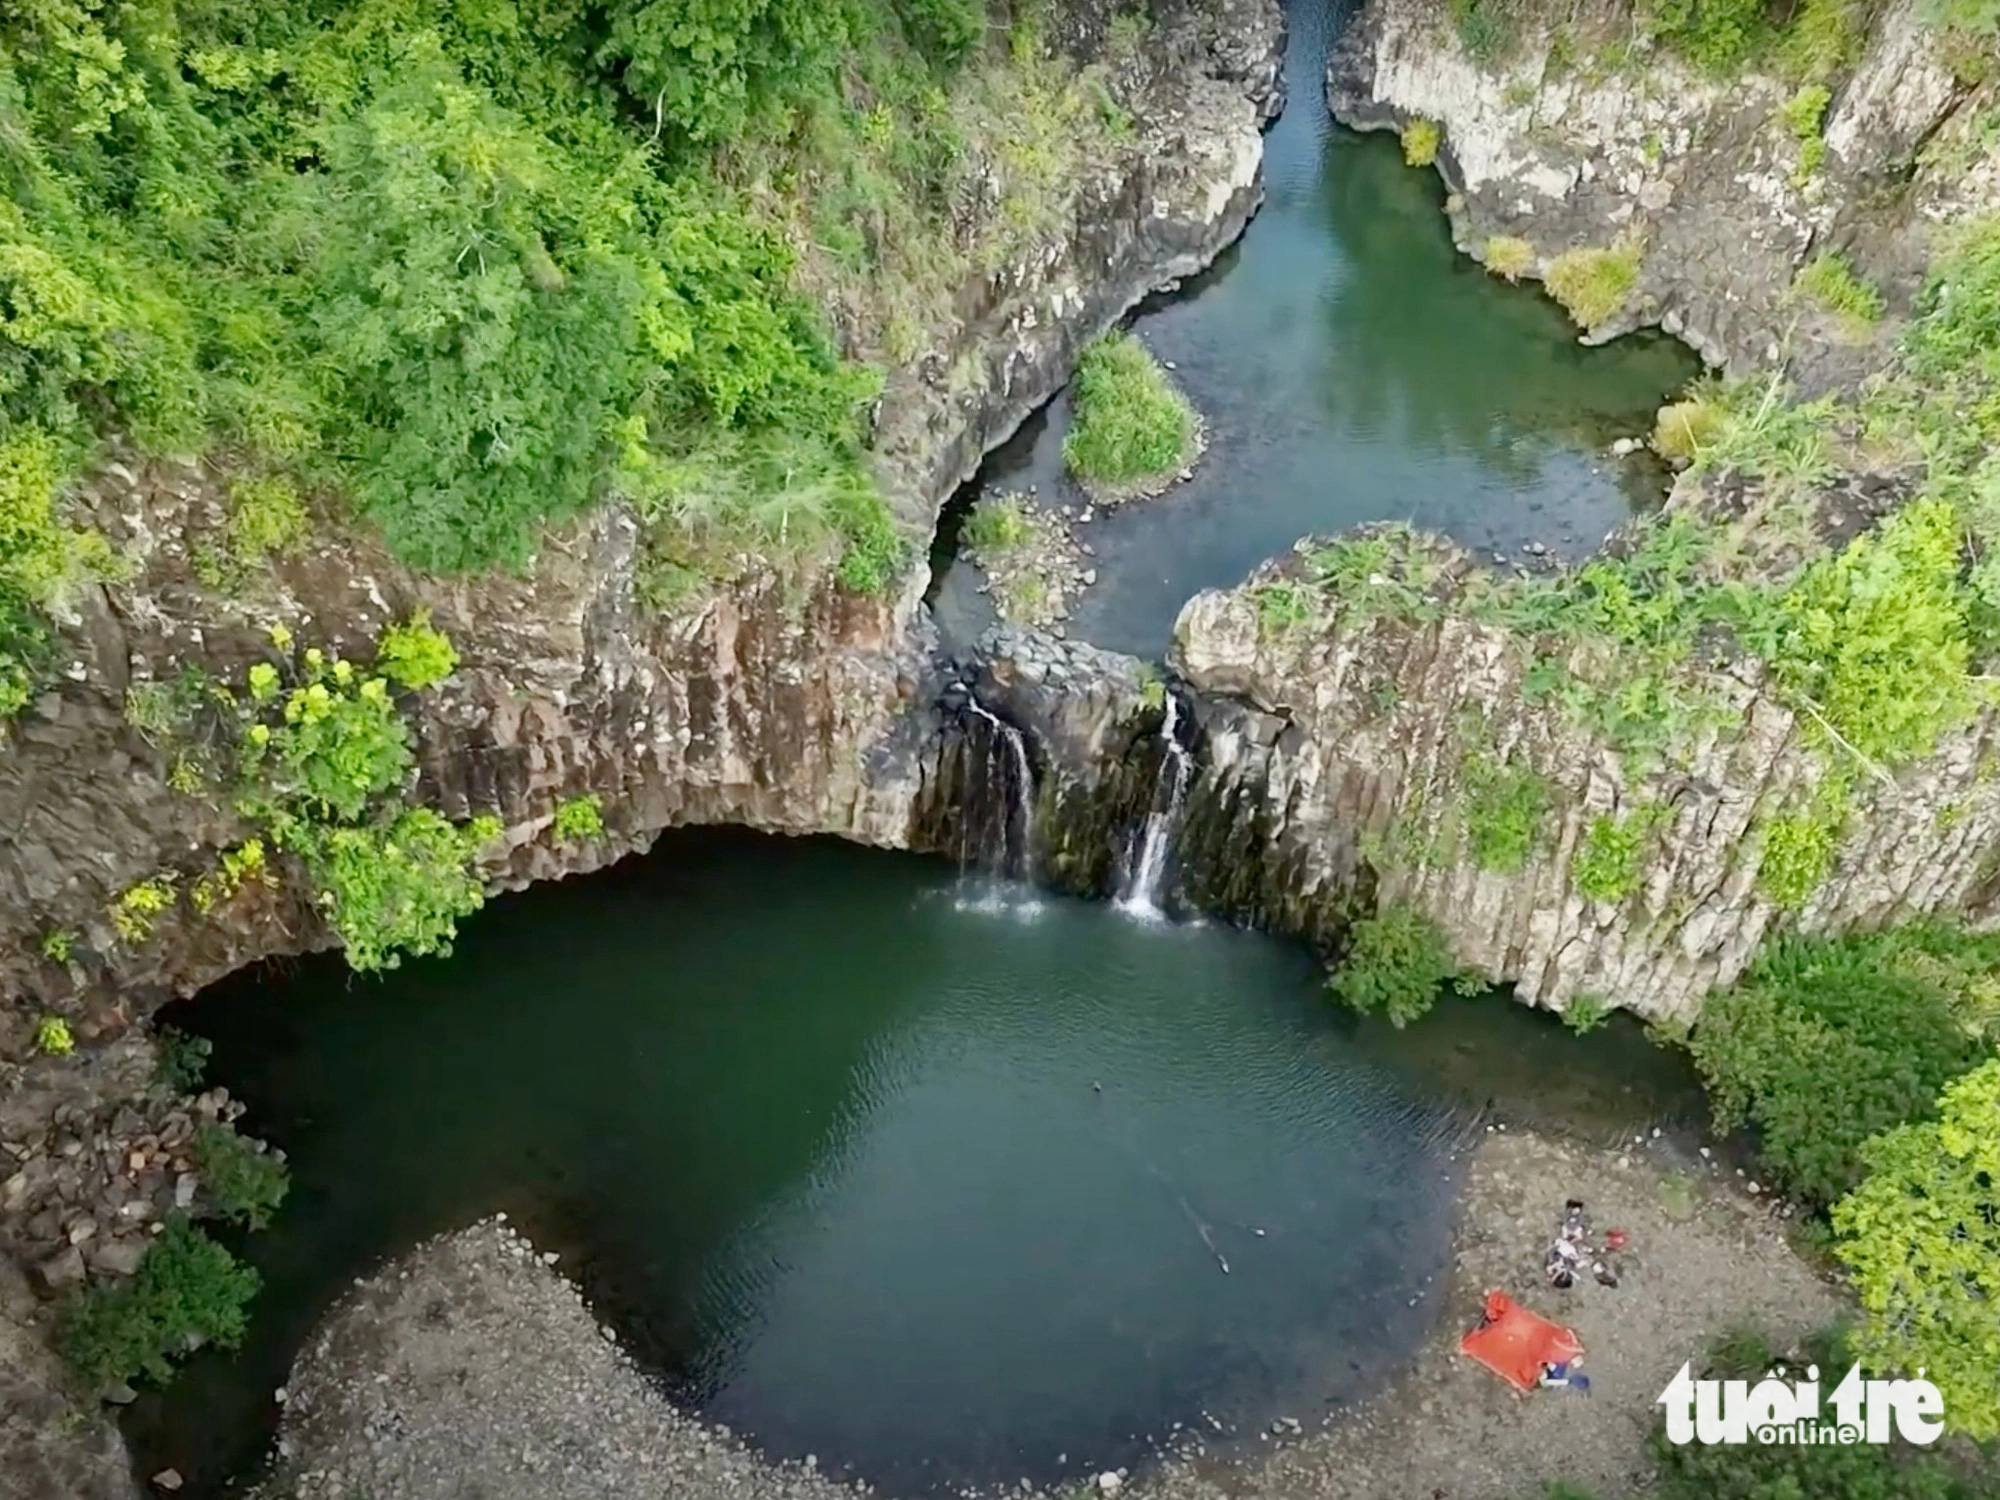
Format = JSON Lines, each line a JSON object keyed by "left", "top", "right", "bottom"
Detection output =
{"left": 246, "top": 1126, "right": 1834, "bottom": 1500}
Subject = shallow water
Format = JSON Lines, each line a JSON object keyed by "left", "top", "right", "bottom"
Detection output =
{"left": 931, "top": 0, "right": 1700, "bottom": 657}
{"left": 130, "top": 831, "right": 1709, "bottom": 1498}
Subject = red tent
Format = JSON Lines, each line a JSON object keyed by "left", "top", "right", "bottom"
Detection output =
{"left": 1458, "top": 1291, "right": 1583, "bottom": 1391}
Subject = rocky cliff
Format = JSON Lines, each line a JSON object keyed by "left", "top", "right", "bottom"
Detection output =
{"left": 1327, "top": 0, "right": 1996, "bottom": 380}
{"left": 0, "top": 0, "right": 1283, "bottom": 1047}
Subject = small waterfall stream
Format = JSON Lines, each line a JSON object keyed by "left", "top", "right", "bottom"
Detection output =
{"left": 962, "top": 697, "right": 1038, "bottom": 883}
{"left": 1116, "top": 691, "right": 1192, "bottom": 919}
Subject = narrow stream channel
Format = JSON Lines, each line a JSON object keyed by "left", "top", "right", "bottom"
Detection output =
{"left": 931, "top": 0, "right": 1700, "bottom": 657}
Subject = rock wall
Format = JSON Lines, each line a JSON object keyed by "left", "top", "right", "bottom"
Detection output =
{"left": 1326, "top": 0, "right": 1997, "bottom": 380}
{"left": 941, "top": 539, "right": 2000, "bottom": 1027}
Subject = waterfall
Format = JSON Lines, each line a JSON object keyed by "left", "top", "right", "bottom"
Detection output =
{"left": 963, "top": 697, "right": 1037, "bottom": 883}
{"left": 1116, "top": 690, "right": 1191, "bottom": 919}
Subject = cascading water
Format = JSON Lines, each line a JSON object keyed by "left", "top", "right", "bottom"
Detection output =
{"left": 1116, "top": 690, "right": 1192, "bottom": 919}
{"left": 962, "top": 696, "right": 1038, "bottom": 883}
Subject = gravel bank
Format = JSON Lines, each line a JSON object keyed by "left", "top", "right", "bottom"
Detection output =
{"left": 251, "top": 1129, "right": 1836, "bottom": 1500}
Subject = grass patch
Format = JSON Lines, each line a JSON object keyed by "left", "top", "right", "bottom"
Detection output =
{"left": 1650, "top": 396, "right": 1726, "bottom": 463}
{"left": 1061, "top": 333, "right": 1199, "bottom": 491}
{"left": 1792, "top": 253, "right": 1884, "bottom": 331}
{"left": 961, "top": 495, "right": 1036, "bottom": 552}
{"left": 1401, "top": 118, "right": 1442, "bottom": 167}
{"left": 1483, "top": 235, "right": 1535, "bottom": 281}
{"left": 1542, "top": 243, "right": 1642, "bottom": 331}
{"left": 1754, "top": 781, "right": 1847, "bottom": 910}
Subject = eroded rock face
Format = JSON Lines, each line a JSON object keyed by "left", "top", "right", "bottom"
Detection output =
{"left": 1169, "top": 549, "right": 2000, "bottom": 1022}
{"left": 1326, "top": 0, "right": 1996, "bottom": 379}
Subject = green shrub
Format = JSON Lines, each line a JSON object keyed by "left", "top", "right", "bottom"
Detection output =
{"left": 58, "top": 1218, "right": 259, "bottom": 1391}
{"left": 1779, "top": 84, "right": 1833, "bottom": 180}
{"left": 289, "top": 809, "right": 501, "bottom": 973}
{"left": 1793, "top": 254, "right": 1884, "bottom": 326}
{"left": 1652, "top": 0, "right": 1771, "bottom": 70}
{"left": 0, "top": 428, "right": 110, "bottom": 723}
{"left": 1401, "top": 118, "right": 1442, "bottom": 167}
{"left": 1542, "top": 244, "right": 1642, "bottom": 331}
{"left": 1574, "top": 811, "right": 1646, "bottom": 903}
{"left": 34, "top": 1016, "right": 74, "bottom": 1056}
{"left": 1061, "top": 333, "right": 1199, "bottom": 487}
{"left": 1756, "top": 499, "right": 1978, "bottom": 767}
{"left": 553, "top": 794, "right": 606, "bottom": 842}
{"left": 1781, "top": 0, "right": 1865, "bottom": 80}
{"left": 1255, "top": 582, "right": 1312, "bottom": 635}
{"left": 962, "top": 496, "right": 1036, "bottom": 551}
{"left": 191, "top": 1124, "right": 290, "bottom": 1230}
{"left": 1833, "top": 1060, "right": 1999, "bottom": 1441}
{"left": 1463, "top": 753, "right": 1549, "bottom": 872}
{"left": 40, "top": 928, "right": 76, "bottom": 965}
{"left": 374, "top": 610, "right": 459, "bottom": 691}
{"left": 263, "top": 668, "right": 412, "bottom": 823}
{"left": 1687, "top": 922, "right": 1999, "bottom": 1205}
{"left": 1328, "top": 905, "right": 1460, "bottom": 1027}
{"left": 227, "top": 477, "right": 308, "bottom": 560}
{"left": 1755, "top": 784, "right": 1846, "bottom": 909}
{"left": 1448, "top": 0, "right": 1518, "bottom": 60}
{"left": 1483, "top": 235, "right": 1535, "bottom": 281}
{"left": 155, "top": 1028, "right": 213, "bottom": 1093}
{"left": 110, "top": 877, "right": 178, "bottom": 945}
{"left": 1562, "top": 993, "right": 1612, "bottom": 1033}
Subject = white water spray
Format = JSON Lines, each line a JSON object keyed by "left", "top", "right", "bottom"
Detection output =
{"left": 1117, "top": 691, "right": 1191, "bottom": 919}
{"left": 964, "top": 698, "right": 1037, "bottom": 883}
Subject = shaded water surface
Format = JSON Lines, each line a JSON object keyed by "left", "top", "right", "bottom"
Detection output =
{"left": 133, "top": 832, "right": 1709, "bottom": 1496}
{"left": 932, "top": 0, "right": 1700, "bottom": 656}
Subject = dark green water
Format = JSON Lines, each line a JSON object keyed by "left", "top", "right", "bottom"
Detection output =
{"left": 133, "top": 831, "right": 1708, "bottom": 1497}
{"left": 932, "top": 0, "right": 1701, "bottom": 657}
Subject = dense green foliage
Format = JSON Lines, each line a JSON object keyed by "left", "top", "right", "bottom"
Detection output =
{"left": 191, "top": 1122, "right": 291, "bottom": 1230}
{"left": 1462, "top": 751, "right": 1550, "bottom": 872}
{"left": 0, "top": 428, "right": 112, "bottom": 723}
{"left": 1574, "top": 809, "right": 1648, "bottom": 902}
{"left": 58, "top": 1217, "right": 259, "bottom": 1391}
{"left": 289, "top": 807, "right": 501, "bottom": 971}
{"left": 0, "top": 0, "right": 957, "bottom": 610}
{"left": 1328, "top": 905, "right": 1461, "bottom": 1027}
{"left": 1061, "top": 332, "right": 1200, "bottom": 488}
{"left": 1687, "top": 923, "right": 1999, "bottom": 1205}
{"left": 235, "top": 627, "right": 499, "bottom": 970}
{"left": 1833, "top": 1060, "right": 2000, "bottom": 1441}
{"left": 374, "top": 610, "right": 459, "bottom": 691}
{"left": 553, "top": 792, "right": 605, "bottom": 841}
